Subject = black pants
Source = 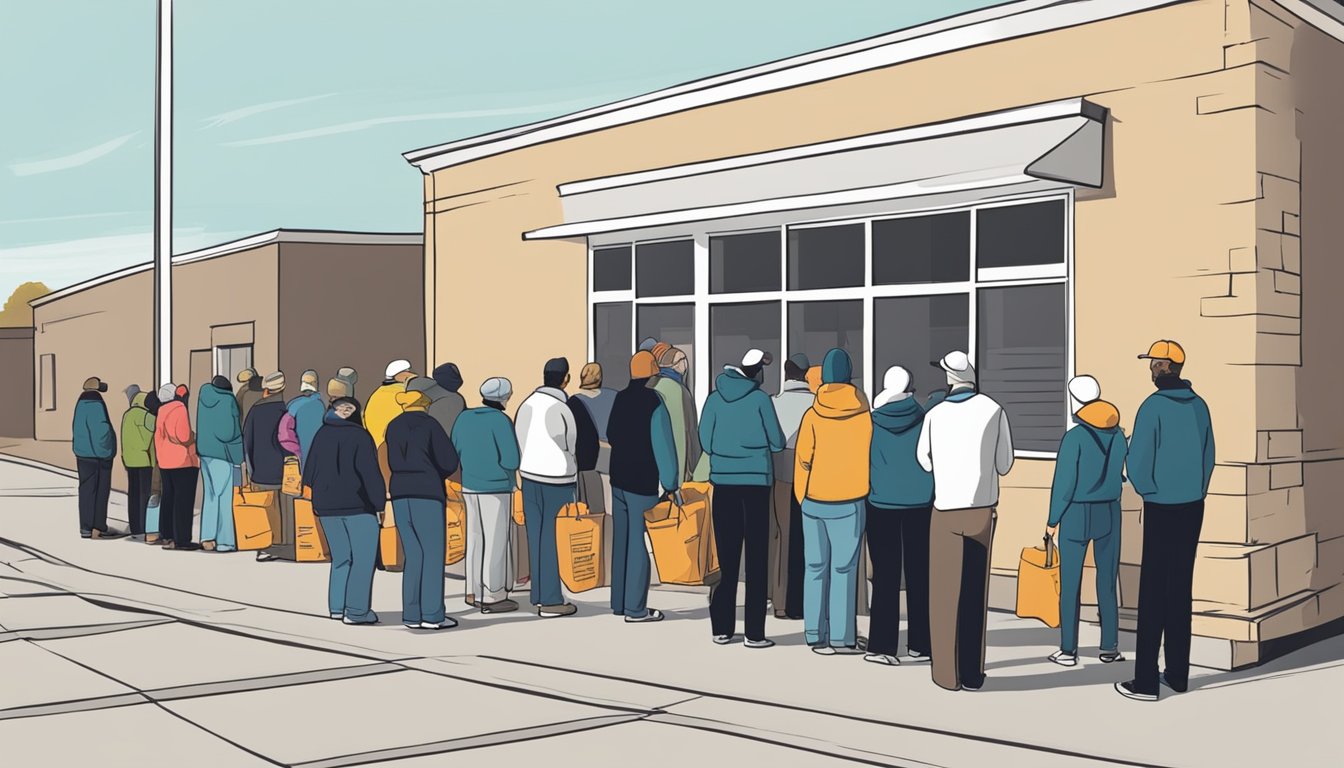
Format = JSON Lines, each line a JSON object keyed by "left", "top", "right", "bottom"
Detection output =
{"left": 865, "top": 503, "right": 932, "bottom": 657}
{"left": 1134, "top": 500, "right": 1205, "bottom": 694}
{"left": 76, "top": 458, "right": 112, "bottom": 535}
{"left": 161, "top": 467, "right": 200, "bottom": 546}
{"left": 125, "top": 467, "right": 153, "bottom": 535}
{"left": 784, "top": 494, "right": 805, "bottom": 618}
{"left": 710, "top": 485, "right": 771, "bottom": 641}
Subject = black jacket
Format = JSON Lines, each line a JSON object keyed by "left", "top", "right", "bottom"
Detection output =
{"left": 568, "top": 395, "right": 600, "bottom": 472}
{"left": 386, "top": 411, "right": 460, "bottom": 502}
{"left": 243, "top": 396, "right": 292, "bottom": 486}
{"left": 302, "top": 412, "right": 386, "bottom": 516}
{"left": 608, "top": 377, "right": 663, "bottom": 496}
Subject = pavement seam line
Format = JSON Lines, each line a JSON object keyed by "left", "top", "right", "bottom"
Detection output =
{"left": 646, "top": 713, "right": 937, "bottom": 768}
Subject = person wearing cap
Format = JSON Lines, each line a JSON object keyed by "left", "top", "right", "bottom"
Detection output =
{"left": 699, "top": 348, "right": 787, "bottom": 648}
{"left": 1044, "top": 375, "right": 1128, "bottom": 668}
{"left": 154, "top": 382, "right": 200, "bottom": 549}
{"left": 365, "top": 359, "right": 418, "bottom": 487}
{"left": 770, "top": 352, "right": 813, "bottom": 620}
{"left": 864, "top": 365, "right": 935, "bottom": 666}
{"left": 120, "top": 390, "right": 156, "bottom": 538}
{"left": 917, "top": 351, "right": 1014, "bottom": 691}
{"left": 196, "top": 375, "right": 244, "bottom": 552}
{"left": 452, "top": 377, "right": 522, "bottom": 613}
{"left": 327, "top": 366, "right": 359, "bottom": 403}
{"left": 72, "top": 377, "right": 122, "bottom": 539}
{"left": 245, "top": 371, "right": 296, "bottom": 561}
{"left": 573, "top": 363, "right": 617, "bottom": 443}
{"left": 1116, "top": 341, "right": 1215, "bottom": 702}
{"left": 279, "top": 370, "right": 326, "bottom": 472}
{"left": 406, "top": 363, "right": 468, "bottom": 451}
{"left": 235, "top": 368, "right": 264, "bottom": 427}
{"left": 303, "top": 396, "right": 384, "bottom": 624}
{"left": 649, "top": 345, "right": 702, "bottom": 488}
{"left": 607, "top": 351, "right": 679, "bottom": 623}
{"left": 386, "top": 388, "right": 461, "bottom": 630}
{"left": 515, "top": 357, "right": 580, "bottom": 618}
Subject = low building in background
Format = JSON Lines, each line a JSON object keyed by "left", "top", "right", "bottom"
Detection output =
{"left": 0, "top": 327, "right": 35, "bottom": 438}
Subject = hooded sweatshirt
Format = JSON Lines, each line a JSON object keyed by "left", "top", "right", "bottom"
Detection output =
{"left": 1048, "top": 401, "right": 1128, "bottom": 529}
{"left": 154, "top": 398, "right": 199, "bottom": 470}
{"left": 608, "top": 377, "right": 679, "bottom": 496}
{"left": 280, "top": 390, "right": 326, "bottom": 468}
{"left": 73, "top": 391, "right": 117, "bottom": 460}
{"left": 451, "top": 406, "right": 521, "bottom": 494}
{"left": 195, "top": 381, "right": 244, "bottom": 464}
{"left": 515, "top": 387, "right": 578, "bottom": 484}
{"left": 650, "top": 374, "right": 702, "bottom": 484}
{"left": 868, "top": 395, "right": 934, "bottom": 510}
{"left": 408, "top": 367, "right": 467, "bottom": 441}
{"left": 917, "top": 385, "right": 1014, "bottom": 510}
{"left": 385, "top": 393, "right": 460, "bottom": 502}
{"left": 364, "top": 379, "right": 408, "bottom": 450}
{"left": 243, "top": 393, "right": 290, "bottom": 485}
{"left": 794, "top": 351, "right": 872, "bottom": 504}
{"left": 1127, "top": 379, "right": 1215, "bottom": 505}
{"left": 120, "top": 393, "right": 156, "bottom": 468}
{"left": 771, "top": 379, "right": 814, "bottom": 483}
{"left": 302, "top": 408, "right": 385, "bottom": 516}
{"left": 699, "top": 368, "right": 786, "bottom": 487}
{"left": 566, "top": 394, "right": 601, "bottom": 472}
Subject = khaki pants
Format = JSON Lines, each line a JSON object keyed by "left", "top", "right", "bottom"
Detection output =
{"left": 769, "top": 481, "right": 795, "bottom": 612}
{"left": 928, "top": 506, "right": 994, "bottom": 691}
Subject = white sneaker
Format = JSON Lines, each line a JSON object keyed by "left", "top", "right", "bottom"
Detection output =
{"left": 1049, "top": 650, "right": 1078, "bottom": 667}
{"left": 329, "top": 613, "right": 343, "bottom": 620}
{"left": 419, "top": 618, "right": 458, "bottom": 630}
{"left": 744, "top": 638, "right": 775, "bottom": 649}
{"left": 865, "top": 653, "right": 900, "bottom": 666}
{"left": 905, "top": 649, "right": 930, "bottom": 663}
{"left": 713, "top": 634, "right": 735, "bottom": 645}
{"left": 811, "top": 645, "right": 836, "bottom": 656}
{"left": 342, "top": 614, "right": 379, "bottom": 625}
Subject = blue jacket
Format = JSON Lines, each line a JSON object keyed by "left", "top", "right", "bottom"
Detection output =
{"left": 195, "top": 382, "right": 244, "bottom": 464}
{"left": 451, "top": 406, "right": 521, "bottom": 494}
{"left": 698, "top": 368, "right": 786, "bottom": 487}
{"left": 286, "top": 391, "right": 326, "bottom": 466}
{"left": 1048, "top": 402, "right": 1128, "bottom": 530}
{"left": 72, "top": 392, "right": 116, "bottom": 460}
{"left": 868, "top": 396, "right": 933, "bottom": 510}
{"left": 302, "top": 411, "right": 385, "bottom": 516}
{"left": 1127, "top": 381, "right": 1215, "bottom": 505}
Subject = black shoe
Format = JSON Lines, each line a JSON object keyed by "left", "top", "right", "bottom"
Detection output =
{"left": 1160, "top": 672, "right": 1188, "bottom": 693}
{"left": 962, "top": 678, "right": 985, "bottom": 691}
{"left": 1115, "top": 680, "right": 1158, "bottom": 701}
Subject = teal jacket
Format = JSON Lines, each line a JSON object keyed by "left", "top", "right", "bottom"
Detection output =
{"left": 451, "top": 406, "right": 521, "bottom": 494}
{"left": 72, "top": 392, "right": 117, "bottom": 460}
{"left": 698, "top": 368, "right": 786, "bottom": 487}
{"left": 1127, "top": 381, "right": 1215, "bottom": 505}
{"left": 1048, "top": 403, "right": 1128, "bottom": 531}
{"left": 868, "top": 396, "right": 933, "bottom": 510}
{"left": 195, "top": 382, "right": 244, "bottom": 464}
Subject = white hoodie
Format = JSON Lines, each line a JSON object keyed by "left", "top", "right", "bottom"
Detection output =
{"left": 515, "top": 387, "right": 578, "bottom": 484}
{"left": 916, "top": 388, "right": 1014, "bottom": 510}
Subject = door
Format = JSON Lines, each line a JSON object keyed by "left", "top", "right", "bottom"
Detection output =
{"left": 189, "top": 350, "right": 213, "bottom": 402}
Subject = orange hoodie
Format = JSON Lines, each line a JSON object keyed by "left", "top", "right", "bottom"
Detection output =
{"left": 794, "top": 383, "right": 872, "bottom": 503}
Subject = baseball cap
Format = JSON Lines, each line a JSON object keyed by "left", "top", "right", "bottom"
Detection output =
{"left": 741, "top": 349, "right": 773, "bottom": 367}
{"left": 932, "top": 351, "right": 976, "bottom": 383}
{"left": 385, "top": 359, "right": 412, "bottom": 379}
{"left": 82, "top": 377, "right": 108, "bottom": 393}
{"left": 1138, "top": 340, "right": 1186, "bottom": 365}
{"left": 1068, "top": 375, "right": 1101, "bottom": 408}
{"left": 787, "top": 353, "right": 811, "bottom": 371}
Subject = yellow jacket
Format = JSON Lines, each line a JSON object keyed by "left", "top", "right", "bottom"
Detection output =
{"left": 364, "top": 381, "right": 408, "bottom": 447}
{"left": 794, "top": 383, "right": 872, "bottom": 503}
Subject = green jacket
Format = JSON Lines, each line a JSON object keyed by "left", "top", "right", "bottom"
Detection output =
{"left": 650, "top": 374, "right": 701, "bottom": 484}
{"left": 120, "top": 393, "right": 156, "bottom": 468}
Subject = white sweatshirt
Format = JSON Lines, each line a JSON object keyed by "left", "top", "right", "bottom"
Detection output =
{"left": 515, "top": 387, "right": 578, "bottom": 484}
{"left": 916, "top": 389, "right": 1015, "bottom": 510}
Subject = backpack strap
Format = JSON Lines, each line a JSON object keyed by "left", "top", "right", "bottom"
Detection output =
{"left": 1080, "top": 425, "right": 1116, "bottom": 494}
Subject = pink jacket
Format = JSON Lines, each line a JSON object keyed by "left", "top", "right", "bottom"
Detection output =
{"left": 278, "top": 412, "right": 301, "bottom": 461}
{"left": 154, "top": 400, "right": 199, "bottom": 470}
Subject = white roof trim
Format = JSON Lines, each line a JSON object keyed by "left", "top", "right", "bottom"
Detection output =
{"left": 1278, "top": 0, "right": 1344, "bottom": 42}
{"left": 405, "top": 0, "right": 1180, "bottom": 173}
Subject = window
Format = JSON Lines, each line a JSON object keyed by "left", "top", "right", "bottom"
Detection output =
{"left": 592, "top": 245, "right": 632, "bottom": 292}
{"left": 977, "top": 199, "right": 1066, "bottom": 271}
{"left": 593, "top": 303, "right": 632, "bottom": 390}
{"left": 637, "top": 303, "right": 695, "bottom": 392}
{"left": 39, "top": 354, "right": 55, "bottom": 411}
{"left": 636, "top": 240, "right": 694, "bottom": 298}
{"left": 872, "top": 212, "right": 970, "bottom": 285}
{"left": 214, "top": 345, "right": 253, "bottom": 382}
{"left": 873, "top": 294, "right": 969, "bottom": 398}
{"left": 710, "top": 302, "right": 781, "bottom": 395}
{"left": 788, "top": 300, "right": 863, "bottom": 386}
{"left": 788, "top": 223, "right": 864, "bottom": 290}
{"left": 711, "top": 231, "right": 780, "bottom": 294}
{"left": 978, "top": 283, "right": 1068, "bottom": 453}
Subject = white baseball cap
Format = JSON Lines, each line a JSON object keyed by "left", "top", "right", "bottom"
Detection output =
{"left": 933, "top": 350, "right": 976, "bottom": 384}
{"left": 385, "top": 359, "right": 412, "bottom": 379}
{"left": 741, "top": 349, "right": 773, "bottom": 367}
{"left": 1068, "top": 375, "right": 1101, "bottom": 412}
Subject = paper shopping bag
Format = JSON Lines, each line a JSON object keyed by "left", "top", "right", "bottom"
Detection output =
{"left": 1016, "top": 534, "right": 1061, "bottom": 628}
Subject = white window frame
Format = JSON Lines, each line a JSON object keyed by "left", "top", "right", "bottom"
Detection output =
{"left": 587, "top": 189, "right": 1075, "bottom": 458}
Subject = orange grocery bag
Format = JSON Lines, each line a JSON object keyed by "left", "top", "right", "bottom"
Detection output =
{"left": 1016, "top": 533, "right": 1061, "bottom": 628}
{"left": 511, "top": 488, "right": 525, "bottom": 526}
{"left": 445, "top": 481, "right": 467, "bottom": 566}
{"left": 233, "top": 486, "right": 278, "bottom": 551}
{"left": 281, "top": 457, "right": 303, "bottom": 497}
{"left": 555, "top": 500, "right": 604, "bottom": 593}
{"left": 293, "top": 497, "right": 330, "bottom": 563}
{"left": 379, "top": 524, "right": 404, "bottom": 572}
{"left": 680, "top": 482, "right": 719, "bottom": 576}
{"left": 644, "top": 490, "right": 717, "bottom": 586}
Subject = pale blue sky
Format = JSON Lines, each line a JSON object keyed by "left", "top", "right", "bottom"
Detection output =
{"left": 0, "top": 0, "right": 1010, "bottom": 300}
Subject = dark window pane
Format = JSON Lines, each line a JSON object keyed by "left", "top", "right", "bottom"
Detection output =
{"left": 977, "top": 283, "right": 1068, "bottom": 453}
{"left": 872, "top": 212, "right": 970, "bottom": 285}
{"left": 637, "top": 303, "right": 695, "bottom": 395}
{"left": 976, "top": 200, "right": 1066, "bottom": 269}
{"left": 710, "top": 231, "right": 781, "bottom": 294}
{"left": 787, "top": 300, "right": 863, "bottom": 387}
{"left": 636, "top": 240, "right": 694, "bottom": 297}
{"left": 592, "top": 245, "right": 631, "bottom": 292}
{"left": 787, "top": 224, "right": 864, "bottom": 290}
{"left": 873, "top": 294, "right": 969, "bottom": 399}
{"left": 710, "top": 302, "right": 781, "bottom": 395}
{"left": 594, "top": 302, "right": 632, "bottom": 391}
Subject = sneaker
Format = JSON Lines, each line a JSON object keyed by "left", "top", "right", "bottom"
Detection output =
{"left": 712, "top": 634, "right": 735, "bottom": 645}
{"left": 1048, "top": 650, "right": 1078, "bottom": 667}
{"left": 419, "top": 618, "right": 458, "bottom": 630}
{"left": 1099, "top": 650, "right": 1126, "bottom": 664}
{"left": 962, "top": 678, "right": 985, "bottom": 691}
{"left": 833, "top": 646, "right": 864, "bottom": 655}
{"left": 1160, "top": 672, "right": 1188, "bottom": 693}
{"left": 256, "top": 552, "right": 278, "bottom": 562}
{"left": 480, "top": 599, "right": 518, "bottom": 614}
{"left": 538, "top": 603, "right": 577, "bottom": 618}
{"left": 865, "top": 653, "right": 900, "bottom": 666}
{"left": 91, "top": 528, "right": 128, "bottom": 540}
{"left": 403, "top": 622, "right": 420, "bottom": 629}
{"left": 811, "top": 645, "right": 837, "bottom": 656}
{"left": 856, "top": 635, "right": 868, "bottom": 652}
{"left": 905, "top": 649, "right": 931, "bottom": 663}
{"left": 625, "top": 609, "right": 664, "bottom": 623}
{"left": 201, "top": 540, "right": 217, "bottom": 551}
{"left": 1114, "top": 680, "right": 1158, "bottom": 701}
{"left": 744, "top": 638, "right": 775, "bottom": 649}
{"left": 342, "top": 614, "right": 380, "bottom": 626}
{"left": 330, "top": 613, "right": 343, "bottom": 620}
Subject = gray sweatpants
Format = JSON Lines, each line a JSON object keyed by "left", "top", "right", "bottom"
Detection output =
{"left": 464, "top": 493, "right": 513, "bottom": 604}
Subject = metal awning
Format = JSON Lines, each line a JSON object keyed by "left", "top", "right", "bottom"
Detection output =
{"left": 523, "top": 97, "right": 1105, "bottom": 240}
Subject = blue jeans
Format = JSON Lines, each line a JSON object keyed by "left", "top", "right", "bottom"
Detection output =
{"left": 1059, "top": 500, "right": 1121, "bottom": 654}
{"left": 393, "top": 498, "right": 447, "bottom": 625}
{"left": 199, "top": 457, "right": 237, "bottom": 551}
{"left": 801, "top": 499, "right": 865, "bottom": 648}
{"left": 611, "top": 488, "right": 656, "bottom": 617}
{"left": 323, "top": 513, "right": 379, "bottom": 622}
{"left": 522, "top": 478, "right": 572, "bottom": 607}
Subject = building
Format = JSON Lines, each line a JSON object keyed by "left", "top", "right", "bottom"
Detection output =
{"left": 403, "top": 0, "right": 1344, "bottom": 669}
{"left": 30, "top": 229, "right": 425, "bottom": 455}
{"left": 0, "top": 327, "right": 35, "bottom": 438}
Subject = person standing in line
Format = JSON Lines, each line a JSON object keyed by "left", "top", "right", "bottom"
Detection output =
{"left": 452, "top": 377, "right": 522, "bottom": 613}
{"left": 1116, "top": 341, "right": 1215, "bottom": 702}
{"left": 235, "top": 368, "right": 264, "bottom": 428}
{"left": 637, "top": 337, "right": 659, "bottom": 353}
{"left": 365, "top": 360, "right": 418, "bottom": 485}
{"left": 154, "top": 382, "right": 201, "bottom": 550}
{"left": 566, "top": 371, "right": 604, "bottom": 515}
{"left": 244, "top": 371, "right": 294, "bottom": 561}
{"left": 573, "top": 363, "right": 617, "bottom": 443}
{"left": 120, "top": 391, "right": 155, "bottom": 539}
{"left": 770, "top": 353, "right": 812, "bottom": 620}
{"left": 303, "top": 397, "right": 384, "bottom": 625}
{"left": 865, "top": 366, "right": 934, "bottom": 666}
{"left": 917, "top": 351, "right": 1014, "bottom": 691}
{"left": 278, "top": 370, "right": 326, "bottom": 473}
{"left": 386, "top": 389, "right": 461, "bottom": 630}
{"left": 794, "top": 349, "right": 872, "bottom": 656}
{"left": 515, "top": 357, "right": 580, "bottom": 618}
{"left": 142, "top": 391, "right": 164, "bottom": 544}
{"left": 607, "top": 351, "right": 679, "bottom": 623}
{"left": 650, "top": 344, "right": 702, "bottom": 486}
{"left": 327, "top": 366, "right": 359, "bottom": 403}
{"left": 196, "top": 376, "right": 244, "bottom": 553}
{"left": 406, "top": 363, "right": 468, "bottom": 444}
{"left": 699, "top": 349, "right": 786, "bottom": 648}
{"left": 73, "top": 377, "right": 122, "bottom": 539}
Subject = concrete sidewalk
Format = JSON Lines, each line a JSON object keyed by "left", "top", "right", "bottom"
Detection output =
{"left": 1, "top": 456, "right": 1337, "bottom": 766}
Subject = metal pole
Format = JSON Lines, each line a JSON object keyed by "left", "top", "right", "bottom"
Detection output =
{"left": 153, "top": 0, "right": 172, "bottom": 386}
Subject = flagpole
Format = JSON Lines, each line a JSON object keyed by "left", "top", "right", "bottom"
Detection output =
{"left": 153, "top": 0, "right": 172, "bottom": 386}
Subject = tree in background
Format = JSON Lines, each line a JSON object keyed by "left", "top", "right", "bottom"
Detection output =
{"left": 0, "top": 282, "right": 50, "bottom": 327}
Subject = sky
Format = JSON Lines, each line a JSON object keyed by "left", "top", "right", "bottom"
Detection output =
{"left": 0, "top": 0, "right": 1011, "bottom": 301}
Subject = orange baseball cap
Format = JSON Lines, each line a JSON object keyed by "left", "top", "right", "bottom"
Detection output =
{"left": 1138, "top": 340, "right": 1186, "bottom": 365}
